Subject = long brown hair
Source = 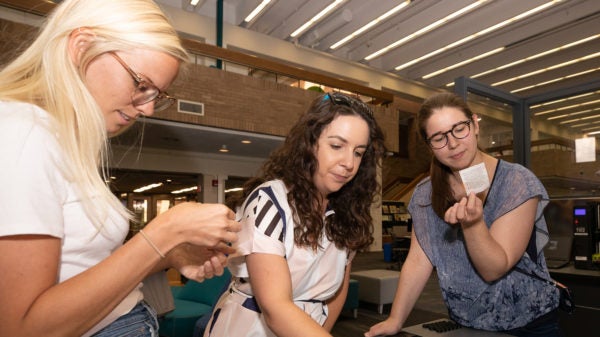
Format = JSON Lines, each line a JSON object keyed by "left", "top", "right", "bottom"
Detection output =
{"left": 417, "top": 92, "right": 474, "bottom": 218}
{"left": 233, "top": 93, "right": 386, "bottom": 251}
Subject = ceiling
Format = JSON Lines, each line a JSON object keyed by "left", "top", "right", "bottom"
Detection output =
{"left": 169, "top": 0, "right": 600, "bottom": 95}
{"left": 160, "top": 0, "right": 600, "bottom": 134}
{"left": 2, "top": 0, "right": 600, "bottom": 194}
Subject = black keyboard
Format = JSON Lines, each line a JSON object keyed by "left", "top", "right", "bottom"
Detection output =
{"left": 422, "top": 320, "right": 462, "bottom": 333}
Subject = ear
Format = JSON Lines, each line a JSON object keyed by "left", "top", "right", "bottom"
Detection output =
{"left": 67, "top": 27, "right": 95, "bottom": 67}
{"left": 472, "top": 113, "right": 480, "bottom": 137}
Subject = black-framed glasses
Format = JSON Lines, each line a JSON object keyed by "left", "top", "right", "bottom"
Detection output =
{"left": 323, "top": 92, "right": 373, "bottom": 116}
{"left": 426, "top": 120, "right": 471, "bottom": 149}
{"left": 109, "top": 52, "right": 176, "bottom": 112}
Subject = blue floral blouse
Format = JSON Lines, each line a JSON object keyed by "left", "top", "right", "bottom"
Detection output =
{"left": 409, "top": 160, "right": 560, "bottom": 331}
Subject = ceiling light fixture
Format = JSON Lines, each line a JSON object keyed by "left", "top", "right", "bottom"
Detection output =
{"left": 492, "top": 52, "right": 600, "bottom": 87}
{"left": 172, "top": 186, "right": 198, "bottom": 194}
{"left": 290, "top": 0, "right": 345, "bottom": 38}
{"left": 190, "top": 0, "right": 201, "bottom": 6}
{"left": 225, "top": 187, "right": 243, "bottom": 193}
{"left": 219, "top": 144, "right": 229, "bottom": 153}
{"left": 535, "top": 97, "right": 600, "bottom": 116}
{"left": 547, "top": 108, "right": 600, "bottom": 121}
{"left": 244, "top": 0, "right": 271, "bottom": 23}
{"left": 531, "top": 92, "right": 596, "bottom": 110}
{"left": 364, "top": 0, "right": 486, "bottom": 61}
{"left": 392, "top": 1, "right": 561, "bottom": 71}
{"left": 241, "top": 140, "right": 252, "bottom": 144}
{"left": 510, "top": 66, "right": 600, "bottom": 93}
{"left": 329, "top": 0, "right": 410, "bottom": 50}
{"left": 133, "top": 182, "right": 163, "bottom": 193}
{"left": 560, "top": 114, "right": 600, "bottom": 125}
{"left": 471, "top": 35, "right": 600, "bottom": 80}
{"left": 422, "top": 47, "right": 504, "bottom": 79}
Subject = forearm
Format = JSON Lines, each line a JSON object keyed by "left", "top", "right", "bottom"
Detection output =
{"left": 387, "top": 254, "right": 432, "bottom": 328}
{"left": 7, "top": 228, "right": 176, "bottom": 337}
{"left": 263, "top": 302, "right": 333, "bottom": 337}
{"left": 323, "top": 267, "right": 350, "bottom": 331}
{"left": 461, "top": 220, "right": 511, "bottom": 282}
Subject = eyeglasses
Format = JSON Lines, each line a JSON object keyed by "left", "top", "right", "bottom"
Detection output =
{"left": 108, "top": 52, "right": 176, "bottom": 112}
{"left": 426, "top": 120, "right": 471, "bottom": 149}
{"left": 323, "top": 92, "right": 373, "bottom": 116}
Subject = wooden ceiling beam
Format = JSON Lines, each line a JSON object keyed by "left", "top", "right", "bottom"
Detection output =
{"left": 182, "top": 39, "right": 394, "bottom": 105}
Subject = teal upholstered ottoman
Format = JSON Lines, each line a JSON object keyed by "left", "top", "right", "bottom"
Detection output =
{"left": 159, "top": 268, "right": 231, "bottom": 337}
{"left": 342, "top": 278, "right": 359, "bottom": 318}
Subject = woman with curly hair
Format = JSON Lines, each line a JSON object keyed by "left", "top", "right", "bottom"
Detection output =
{"left": 203, "top": 92, "right": 386, "bottom": 337}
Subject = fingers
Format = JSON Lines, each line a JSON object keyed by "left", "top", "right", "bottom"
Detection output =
{"left": 212, "top": 243, "right": 236, "bottom": 255}
{"left": 209, "top": 255, "right": 225, "bottom": 276}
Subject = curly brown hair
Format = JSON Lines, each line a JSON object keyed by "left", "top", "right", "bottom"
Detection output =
{"left": 233, "top": 93, "right": 386, "bottom": 252}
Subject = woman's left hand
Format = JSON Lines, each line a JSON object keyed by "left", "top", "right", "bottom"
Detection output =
{"left": 444, "top": 192, "right": 484, "bottom": 228}
{"left": 166, "top": 243, "right": 233, "bottom": 282}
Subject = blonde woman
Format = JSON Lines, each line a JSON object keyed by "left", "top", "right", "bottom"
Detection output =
{"left": 0, "top": 1, "right": 240, "bottom": 336}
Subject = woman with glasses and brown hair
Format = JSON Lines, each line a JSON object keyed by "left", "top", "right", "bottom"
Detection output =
{"left": 0, "top": 1, "right": 240, "bottom": 336}
{"left": 203, "top": 92, "right": 386, "bottom": 337}
{"left": 366, "top": 92, "right": 561, "bottom": 337}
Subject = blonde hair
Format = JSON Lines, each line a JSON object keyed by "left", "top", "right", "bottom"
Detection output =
{"left": 0, "top": 0, "right": 189, "bottom": 233}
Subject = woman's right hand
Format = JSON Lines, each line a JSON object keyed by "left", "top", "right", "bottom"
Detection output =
{"left": 167, "top": 243, "right": 232, "bottom": 282}
{"left": 365, "top": 318, "right": 403, "bottom": 337}
{"left": 154, "top": 202, "right": 240, "bottom": 251}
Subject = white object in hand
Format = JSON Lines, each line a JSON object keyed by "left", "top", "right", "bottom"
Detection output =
{"left": 459, "top": 163, "right": 489, "bottom": 195}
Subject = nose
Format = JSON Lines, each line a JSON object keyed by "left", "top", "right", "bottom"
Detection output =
{"left": 137, "top": 101, "right": 155, "bottom": 117}
{"left": 340, "top": 150, "right": 356, "bottom": 171}
{"left": 446, "top": 134, "right": 459, "bottom": 149}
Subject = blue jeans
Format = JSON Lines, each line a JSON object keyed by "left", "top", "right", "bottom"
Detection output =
{"left": 92, "top": 301, "right": 159, "bottom": 337}
{"left": 504, "top": 309, "right": 563, "bottom": 337}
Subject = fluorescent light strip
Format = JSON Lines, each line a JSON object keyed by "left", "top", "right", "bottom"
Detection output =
{"left": 394, "top": 1, "right": 561, "bottom": 71}
{"left": 570, "top": 122, "right": 591, "bottom": 128}
{"left": 531, "top": 92, "right": 596, "bottom": 109}
{"left": 511, "top": 66, "right": 600, "bottom": 94}
{"left": 365, "top": 1, "right": 486, "bottom": 61}
{"left": 244, "top": 0, "right": 271, "bottom": 23}
{"left": 422, "top": 47, "right": 504, "bottom": 79}
{"left": 290, "top": 0, "right": 345, "bottom": 38}
{"left": 492, "top": 52, "right": 600, "bottom": 86}
{"left": 560, "top": 114, "right": 600, "bottom": 125}
{"left": 330, "top": 1, "right": 410, "bottom": 50}
{"left": 535, "top": 98, "right": 600, "bottom": 116}
{"left": 134, "top": 182, "right": 163, "bottom": 193}
{"left": 547, "top": 108, "right": 595, "bottom": 120}
{"left": 472, "top": 34, "right": 600, "bottom": 79}
{"left": 190, "top": 0, "right": 201, "bottom": 5}
{"left": 225, "top": 187, "right": 243, "bottom": 193}
{"left": 172, "top": 186, "right": 198, "bottom": 194}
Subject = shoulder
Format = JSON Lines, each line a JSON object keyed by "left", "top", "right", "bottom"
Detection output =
{"left": 496, "top": 160, "right": 540, "bottom": 186}
{"left": 0, "top": 101, "right": 54, "bottom": 142}
{"left": 412, "top": 176, "right": 432, "bottom": 199}
{"left": 0, "top": 101, "right": 58, "bottom": 158}
{"left": 245, "top": 179, "right": 288, "bottom": 205}
{"left": 408, "top": 175, "right": 432, "bottom": 211}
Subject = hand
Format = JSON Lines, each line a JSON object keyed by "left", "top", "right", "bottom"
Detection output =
{"left": 158, "top": 202, "right": 241, "bottom": 251}
{"left": 365, "top": 318, "right": 402, "bottom": 337}
{"left": 444, "top": 192, "right": 484, "bottom": 228}
{"left": 167, "top": 243, "right": 231, "bottom": 282}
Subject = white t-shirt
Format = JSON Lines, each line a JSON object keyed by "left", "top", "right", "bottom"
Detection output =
{"left": 0, "top": 101, "right": 142, "bottom": 336}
